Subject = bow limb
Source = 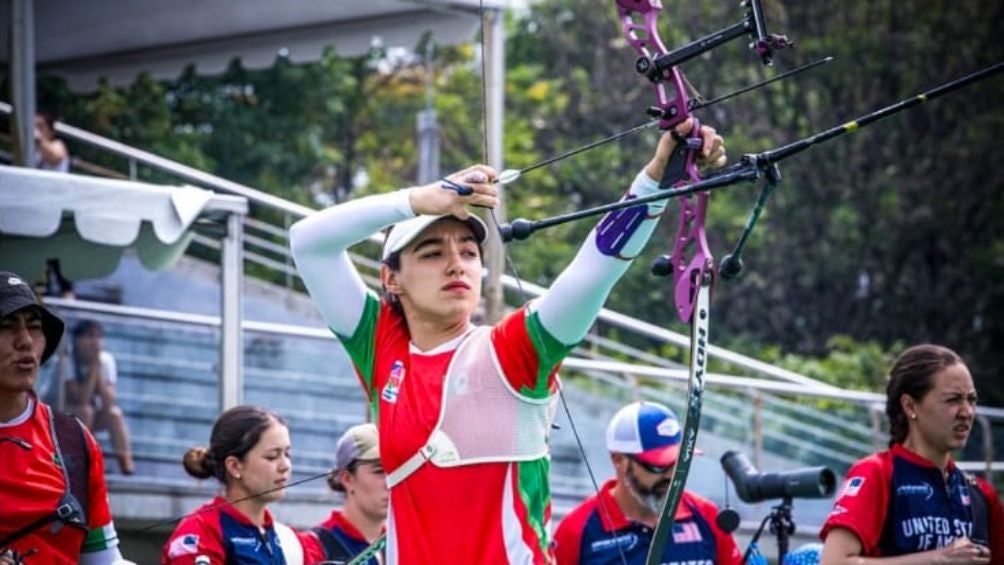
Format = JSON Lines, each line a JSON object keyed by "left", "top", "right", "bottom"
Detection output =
{"left": 645, "top": 271, "right": 711, "bottom": 565}
{"left": 615, "top": 1, "right": 711, "bottom": 562}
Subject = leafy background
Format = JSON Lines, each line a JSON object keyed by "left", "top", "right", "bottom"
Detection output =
{"left": 23, "top": 0, "right": 1004, "bottom": 407}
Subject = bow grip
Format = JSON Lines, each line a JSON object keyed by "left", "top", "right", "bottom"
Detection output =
{"left": 658, "top": 117, "right": 703, "bottom": 189}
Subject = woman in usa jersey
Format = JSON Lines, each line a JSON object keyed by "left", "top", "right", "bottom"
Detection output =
{"left": 819, "top": 344, "right": 1004, "bottom": 564}
{"left": 289, "top": 119, "right": 725, "bottom": 564}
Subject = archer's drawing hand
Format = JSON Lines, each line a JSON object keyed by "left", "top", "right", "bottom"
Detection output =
{"left": 409, "top": 165, "right": 499, "bottom": 218}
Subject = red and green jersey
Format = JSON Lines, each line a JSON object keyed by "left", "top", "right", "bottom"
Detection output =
{"left": 337, "top": 297, "right": 573, "bottom": 564}
{"left": 0, "top": 396, "right": 119, "bottom": 564}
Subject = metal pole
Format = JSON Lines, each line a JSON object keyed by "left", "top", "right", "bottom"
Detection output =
{"left": 417, "top": 43, "right": 440, "bottom": 185}
{"left": 870, "top": 403, "right": 884, "bottom": 453}
{"left": 416, "top": 109, "right": 439, "bottom": 184}
{"left": 482, "top": 7, "right": 507, "bottom": 323}
{"left": 10, "top": 0, "right": 35, "bottom": 167}
{"left": 220, "top": 211, "right": 245, "bottom": 410}
{"left": 752, "top": 390, "right": 763, "bottom": 470}
{"left": 977, "top": 415, "right": 993, "bottom": 482}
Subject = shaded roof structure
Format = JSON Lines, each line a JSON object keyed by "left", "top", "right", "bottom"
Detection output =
{"left": 3, "top": 0, "right": 501, "bottom": 91}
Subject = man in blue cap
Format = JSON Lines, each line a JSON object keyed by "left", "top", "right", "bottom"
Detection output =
{"left": 553, "top": 400, "right": 741, "bottom": 564}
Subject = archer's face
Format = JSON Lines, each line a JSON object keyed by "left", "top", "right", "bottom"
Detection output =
{"left": 0, "top": 310, "right": 45, "bottom": 393}
{"left": 385, "top": 218, "right": 483, "bottom": 327}
{"left": 907, "top": 363, "right": 977, "bottom": 454}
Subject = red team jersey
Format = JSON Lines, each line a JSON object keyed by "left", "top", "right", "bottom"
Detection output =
{"left": 338, "top": 298, "right": 572, "bottom": 564}
{"left": 0, "top": 396, "right": 119, "bottom": 564}
{"left": 820, "top": 444, "right": 1004, "bottom": 563}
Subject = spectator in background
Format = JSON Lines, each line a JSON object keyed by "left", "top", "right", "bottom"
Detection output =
{"left": 34, "top": 112, "right": 70, "bottom": 173}
{"left": 313, "top": 423, "right": 387, "bottom": 564}
{"left": 63, "top": 320, "right": 134, "bottom": 475}
{"left": 42, "top": 258, "right": 75, "bottom": 299}
{"left": 0, "top": 271, "right": 126, "bottom": 564}
{"left": 553, "top": 401, "right": 742, "bottom": 565}
{"left": 33, "top": 112, "right": 75, "bottom": 299}
{"left": 162, "top": 405, "right": 325, "bottom": 565}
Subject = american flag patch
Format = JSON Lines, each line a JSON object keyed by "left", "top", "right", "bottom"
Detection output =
{"left": 960, "top": 486, "right": 971, "bottom": 506}
{"left": 672, "top": 521, "right": 703, "bottom": 543}
{"left": 167, "top": 534, "right": 200, "bottom": 558}
{"left": 840, "top": 477, "right": 865, "bottom": 497}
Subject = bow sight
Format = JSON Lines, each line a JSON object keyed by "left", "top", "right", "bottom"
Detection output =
{"left": 619, "top": 0, "right": 791, "bottom": 126}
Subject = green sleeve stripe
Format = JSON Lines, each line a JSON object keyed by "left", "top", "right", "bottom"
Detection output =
{"left": 523, "top": 309, "right": 575, "bottom": 398}
{"left": 82, "top": 523, "right": 118, "bottom": 552}
{"left": 517, "top": 459, "right": 552, "bottom": 554}
{"left": 335, "top": 292, "right": 381, "bottom": 399}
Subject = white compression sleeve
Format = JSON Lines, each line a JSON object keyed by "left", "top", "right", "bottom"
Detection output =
{"left": 533, "top": 170, "right": 666, "bottom": 345}
{"left": 289, "top": 189, "right": 414, "bottom": 336}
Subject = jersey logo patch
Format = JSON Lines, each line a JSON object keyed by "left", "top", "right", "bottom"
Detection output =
{"left": 959, "top": 485, "right": 971, "bottom": 506}
{"left": 381, "top": 360, "right": 406, "bottom": 403}
{"left": 840, "top": 476, "right": 864, "bottom": 497}
{"left": 167, "top": 534, "right": 200, "bottom": 558}
{"left": 589, "top": 533, "right": 638, "bottom": 553}
{"left": 896, "top": 483, "right": 934, "bottom": 500}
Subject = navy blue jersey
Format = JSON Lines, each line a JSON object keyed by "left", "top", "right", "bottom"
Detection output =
{"left": 822, "top": 444, "right": 1004, "bottom": 562}
{"left": 162, "top": 497, "right": 324, "bottom": 564}
{"left": 553, "top": 479, "right": 741, "bottom": 565}
{"left": 880, "top": 451, "right": 976, "bottom": 553}
{"left": 315, "top": 510, "right": 380, "bottom": 565}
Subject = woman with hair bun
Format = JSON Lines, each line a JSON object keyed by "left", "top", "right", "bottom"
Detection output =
{"left": 820, "top": 344, "right": 1004, "bottom": 565}
{"left": 161, "top": 406, "right": 325, "bottom": 564}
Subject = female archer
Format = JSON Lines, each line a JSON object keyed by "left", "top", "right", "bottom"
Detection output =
{"left": 290, "top": 119, "right": 725, "bottom": 564}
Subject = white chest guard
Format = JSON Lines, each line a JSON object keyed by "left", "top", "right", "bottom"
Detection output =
{"left": 386, "top": 326, "right": 557, "bottom": 488}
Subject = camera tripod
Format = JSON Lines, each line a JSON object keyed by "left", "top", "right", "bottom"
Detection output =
{"left": 742, "top": 495, "right": 796, "bottom": 565}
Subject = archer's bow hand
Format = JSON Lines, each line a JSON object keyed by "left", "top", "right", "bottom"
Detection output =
{"left": 409, "top": 164, "right": 499, "bottom": 219}
{"left": 644, "top": 118, "right": 727, "bottom": 181}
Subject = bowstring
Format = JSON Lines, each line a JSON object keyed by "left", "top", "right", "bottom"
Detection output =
{"left": 133, "top": 470, "right": 331, "bottom": 534}
{"left": 476, "top": 4, "right": 629, "bottom": 565}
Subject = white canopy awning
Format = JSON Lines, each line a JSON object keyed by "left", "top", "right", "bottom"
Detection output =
{"left": 0, "top": 165, "right": 246, "bottom": 281}
{"left": 0, "top": 164, "right": 249, "bottom": 408}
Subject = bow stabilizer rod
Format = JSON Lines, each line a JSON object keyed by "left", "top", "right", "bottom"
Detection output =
{"left": 752, "top": 60, "right": 1004, "bottom": 168}
{"left": 500, "top": 164, "right": 761, "bottom": 242}
{"left": 717, "top": 60, "right": 1004, "bottom": 279}
{"left": 502, "top": 61, "right": 1003, "bottom": 249}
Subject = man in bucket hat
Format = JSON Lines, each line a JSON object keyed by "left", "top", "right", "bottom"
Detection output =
{"left": 553, "top": 401, "right": 741, "bottom": 565}
{"left": 0, "top": 271, "right": 125, "bottom": 564}
{"left": 313, "top": 423, "right": 387, "bottom": 564}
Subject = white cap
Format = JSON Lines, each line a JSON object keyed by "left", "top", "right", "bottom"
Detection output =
{"left": 382, "top": 214, "right": 488, "bottom": 260}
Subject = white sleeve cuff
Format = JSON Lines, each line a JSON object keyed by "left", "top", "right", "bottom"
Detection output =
{"left": 391, "top": 188, "right": 417, "bottom": 218}
{"left": 628, "top": 170, "right": 667, "bottom": 213}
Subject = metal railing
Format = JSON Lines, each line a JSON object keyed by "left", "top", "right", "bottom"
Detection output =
{"left": 11, "top": 103, "right": 1003, "bottom": 479}
{"left": 45, "top": 298, "right": 1004, "bottom": 481}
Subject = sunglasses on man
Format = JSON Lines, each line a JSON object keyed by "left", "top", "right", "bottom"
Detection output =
{"left": 628, "top": 454, "right": 676, "bottom": 475}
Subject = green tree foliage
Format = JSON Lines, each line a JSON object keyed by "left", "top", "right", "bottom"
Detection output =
{"left": 30, "top": 0, "right": 1002, "bottom": 405}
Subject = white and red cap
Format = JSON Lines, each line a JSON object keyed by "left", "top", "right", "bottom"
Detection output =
{"left": 606, "top": 401, "right": 685, "bottom": 467}
{"left": 382, "top": 214, "right": 488, "bottom": 261}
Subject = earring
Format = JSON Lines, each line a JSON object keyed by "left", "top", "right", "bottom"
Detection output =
{"left": 235, "top": 474, "right": 242, "bottom": 480}
{"left": 909, "top": 413, "right": 917, "bottom": 420}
